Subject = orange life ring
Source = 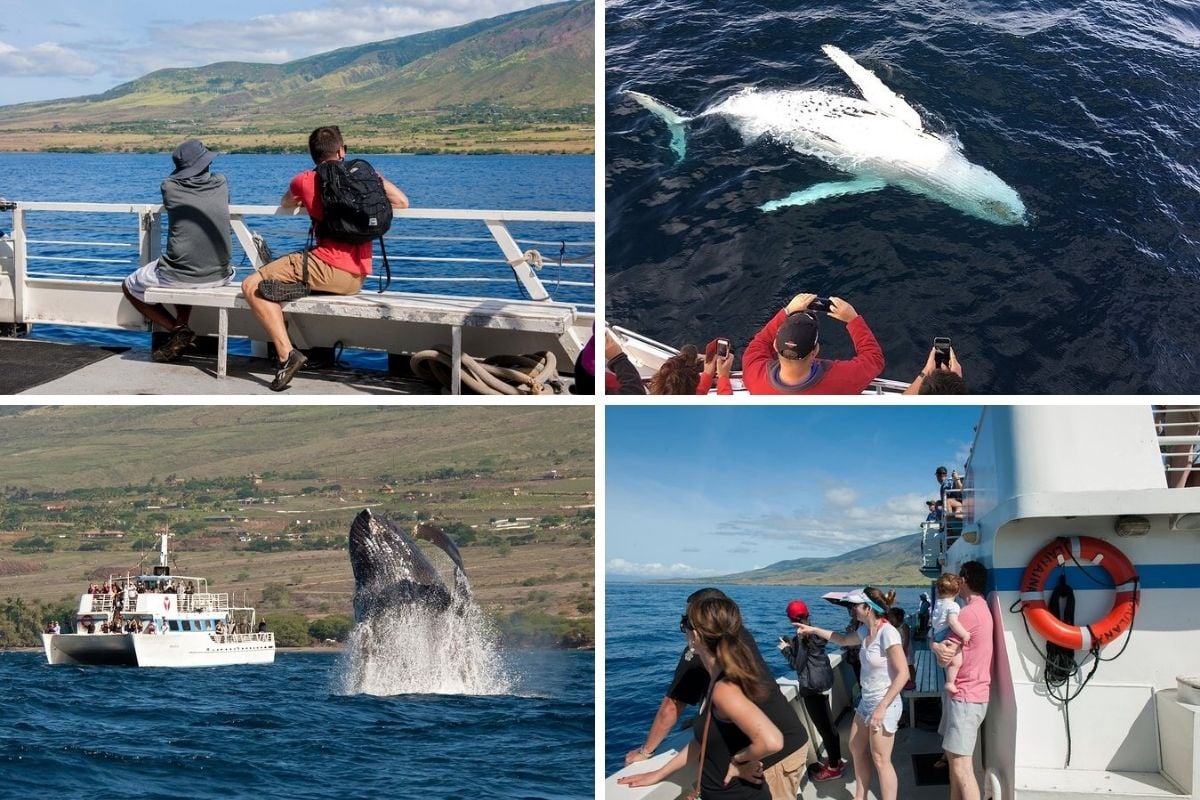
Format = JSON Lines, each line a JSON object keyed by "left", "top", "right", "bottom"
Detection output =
{"left": 1018, "top": 536, "right": 1138, "bottom": 650}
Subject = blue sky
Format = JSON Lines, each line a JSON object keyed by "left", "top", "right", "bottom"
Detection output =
{"left": 606, "top": 406, "right": 981, "bottom": 579}
{"left": 0, "top": 0, "right": 557, "bottom": 105}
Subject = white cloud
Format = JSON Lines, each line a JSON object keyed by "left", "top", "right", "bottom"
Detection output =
{"left": 606, "top": 558, "right": 708, "bottom": 578}
{"left": 0, "top": 40, "right": 99, "bottom": 77}
{"left": 824, "top": 486, "right": 858, "bottom": 507}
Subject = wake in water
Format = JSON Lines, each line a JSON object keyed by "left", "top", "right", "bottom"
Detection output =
{"left": 336, "top": 593, "right": 513, "bottom": 697}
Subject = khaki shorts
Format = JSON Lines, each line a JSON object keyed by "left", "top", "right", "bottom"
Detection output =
{"left": 939, "top": 697, "right": 988, "bottom": 756}
{"left": 257, "top": 251, "right": 364, "bottom": 295}
{"left": 763, "top": 746, "right": 806, "bottom": 800}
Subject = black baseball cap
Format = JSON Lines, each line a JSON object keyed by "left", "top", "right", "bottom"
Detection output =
{"left": 775, "top": 312, "right": 819, "bottom": 360}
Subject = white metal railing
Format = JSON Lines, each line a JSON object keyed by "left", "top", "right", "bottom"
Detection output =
{"left": 1155, "top": 406, "right": 1200, "bottom": 484}
{"left": 85, "top": 591, "right": 231, "bottom": 613}
{"left": 211, "top": 632, "right": 274, "bottom": 645}
{"left": 2, "top": 203, "right": 594, "bottom": 319}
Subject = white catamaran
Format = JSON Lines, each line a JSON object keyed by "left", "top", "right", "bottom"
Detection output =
{"left": 43, "top": 530, "right": 275, "bottom": 668}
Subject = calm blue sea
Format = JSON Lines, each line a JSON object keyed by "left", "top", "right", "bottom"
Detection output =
{"left": 0, "top": 152, "right": 593, "bottom": 359}
{"left": 604, "top": 582, "right": 930, "bottom": 775}
{"left": 0, "top": 649, "right": 594, "bottom": 800}
{"left": 606, "top": 1, "right": 1200, "bottom": 393}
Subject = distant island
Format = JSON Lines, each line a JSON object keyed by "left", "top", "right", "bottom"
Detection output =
{"left": 612, "top": 531, "right": 930, "bottom": 586}
{"left": 0, "top": 1, "right": 592, "bottom": 155}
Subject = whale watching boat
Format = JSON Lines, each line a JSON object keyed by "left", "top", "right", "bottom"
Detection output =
{"left": 607, "top": 405, "right": 1200, "bottom": 799}
{"left": 42, "top": 530, "right": 275, "bottom": 667}
{"left": 0, "top": 200, "right": 593, "bottom": 395}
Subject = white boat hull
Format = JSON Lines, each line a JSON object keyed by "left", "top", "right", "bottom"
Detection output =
{"left": 43, "top": 632, "right": 275, "bottom": 667}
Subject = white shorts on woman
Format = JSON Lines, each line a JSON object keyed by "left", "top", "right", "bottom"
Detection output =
{"left": 856, "top": 693, "right": 902, "bottom": 734}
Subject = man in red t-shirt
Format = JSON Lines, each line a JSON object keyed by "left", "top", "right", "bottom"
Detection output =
{"left": 742, "top": 292, "right": 884, "bottom": 394}
{"left": 241, "top": 125, "right": 409, "bottom": 391}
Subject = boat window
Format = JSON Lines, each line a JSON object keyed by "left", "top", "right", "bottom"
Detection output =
{"left": 168, "top": 620, "right": 180, "bottom": 631}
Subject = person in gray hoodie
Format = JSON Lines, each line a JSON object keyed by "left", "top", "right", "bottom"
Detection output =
{"left": 122, "top": 139, "right": 234, "bottom": 362}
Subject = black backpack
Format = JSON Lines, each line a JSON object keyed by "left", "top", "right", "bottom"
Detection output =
{"left": 314, "top": 158, "right": 394, "bottom": 291}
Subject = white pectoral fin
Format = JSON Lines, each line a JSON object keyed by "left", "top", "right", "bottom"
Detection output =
{"left": 821, "top": 44, "right": 923, "bottom": 131}
{"left": 627, "top": 90, "right": 692, "bottom": 161}
{"left": 758, "top": 177, "right": 888, "bottom": 212}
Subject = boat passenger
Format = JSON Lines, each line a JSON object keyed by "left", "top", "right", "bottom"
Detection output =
{"left": 604, "top": 330, "right": 647, "bottom": 395}
{"left": 903, "top": 345, "right": 968, "bottom": 394}
{"left": 931, "top": 573, "right": 970, "bottom": 695}
{"left": 648, "top": 344, "right": 702, "bottom": 394}
{"left": 795, "top": 588, "right": 909, "bottom": 800}
{"left": 621, "top": 588, "right": 809, "bottom": 800}
{"left": 778, "top": 600, "right": 844, "bottom": 781}
{"left": 619, "top": 596, "right": 788, "bottom": 800}
{"left": 240, "top": 125, "right": 410, "bottom": 391}
{"left": 121, "top": 139, "right": 235, "bottom": 362}
{"left": 144, "top": 621, "right": 157, "bottom": 634}
{"left": 930, "top": 561, "right": 994, "bottom": 800}
{"left": 742, "top": 293, "right": 884, "bottom": 395}
{"left": 698, "top": 338, "right": 735, "bottom": 396}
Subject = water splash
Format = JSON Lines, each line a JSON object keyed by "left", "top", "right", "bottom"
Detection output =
{"left": 335, "top": 594, "right": 512, "bottom": 697}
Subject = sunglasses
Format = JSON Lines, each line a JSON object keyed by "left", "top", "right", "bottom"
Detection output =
{"left": 679, "top": 614, "right": 693, "bottom": 633}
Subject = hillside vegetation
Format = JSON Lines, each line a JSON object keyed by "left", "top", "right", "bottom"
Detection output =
{"left": 0, "top": 1, "right": 593, "bottom": 154}
{"left": 0, "top": 406, "right": 594, "bottom": 648}
{"left": 676, "top": 533, "right": 929, "bottom": 587}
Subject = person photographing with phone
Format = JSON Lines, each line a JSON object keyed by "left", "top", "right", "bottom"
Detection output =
{"left": 742, "top": 292, "right": 884, "bottom": 394}
{"left": 699, "top": 337, "right": 736, "bottom": 394}
{"left": 904, "top": 337, "right": 968, "bottom": 394}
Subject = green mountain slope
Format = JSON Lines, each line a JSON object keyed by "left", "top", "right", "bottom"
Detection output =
{"left": 0, "top": 1, "right": 593, "bottom": 154}
{"left": 701, "top": 533, "right": 928, "bottom": 586}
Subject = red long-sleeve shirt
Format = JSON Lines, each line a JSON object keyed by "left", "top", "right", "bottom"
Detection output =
{"left": 695, "top": 372, "right": 734, "bottom": 395}
{"left": 742, "top": 309, "right": 884, "bottom": 394}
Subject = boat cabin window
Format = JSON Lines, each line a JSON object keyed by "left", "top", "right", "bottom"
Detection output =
{"left": 168, "top": 621, "right": 179, "bottom": 631}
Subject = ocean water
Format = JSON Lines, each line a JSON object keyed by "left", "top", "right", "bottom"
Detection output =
{"left": 0, "top": 649, "right": 594, "bottom": 800}
{"left": 0, "top": 152, "right": 594, "bottom": 358}
{"left": 605, "top": 0, "right": 1200, "bottom": 393}
{"left": 604, "top": 582, "right": 930, "bottom": 775}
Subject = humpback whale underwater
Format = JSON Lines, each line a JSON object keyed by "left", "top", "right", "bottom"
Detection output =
{"left": 341, "top": 509, "right": 508, "bottom": 696}
{"left": 627, "top": 45, "right": 1027, "bottom": 226}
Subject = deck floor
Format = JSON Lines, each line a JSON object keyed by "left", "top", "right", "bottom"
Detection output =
{"left": 9, "top": 339, "right": 433, "bottom": 395}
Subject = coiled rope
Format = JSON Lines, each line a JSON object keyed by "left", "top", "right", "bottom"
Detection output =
{"left": 409, "top": 347, "right": 566, "bottom": 395}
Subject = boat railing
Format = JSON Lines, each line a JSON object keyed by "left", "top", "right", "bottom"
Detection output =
{"left": 1155, "top": 406, "right": 1200, "bottom": 486}
{"left": 918, "top": 520, "right": 943, "bottom": 575}
{"left": 178, "top": 593, "right": 230, "bottom": 613}
{"left": 2, "top": 201, "right": 595, "bottom": 333}
{"left": 210, "top": 632, "right": 274, "bottom": 645}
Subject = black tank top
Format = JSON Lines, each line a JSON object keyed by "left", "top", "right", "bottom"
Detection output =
{"left": 693, "top": 679, "right": 773, "bottom": 800}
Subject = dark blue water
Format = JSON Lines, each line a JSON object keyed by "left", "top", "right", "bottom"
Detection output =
{"left": 0, "top": 649, "right": 594, "bottom": 800}
{"left": 604, "top": 582, "right": 930, "bottom": 775}
{"left": 606, "top": 1, "right": 1200, "bottom": 393}
{"left": 0, "top": 153, "right": 594, "bottom": 359}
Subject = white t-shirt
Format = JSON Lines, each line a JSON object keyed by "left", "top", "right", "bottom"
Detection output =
{"left": 931, "top": 596, "right": 960, "bottom": 635}
{"left": 859, "top": 622, "right": 903, "bottom": 699}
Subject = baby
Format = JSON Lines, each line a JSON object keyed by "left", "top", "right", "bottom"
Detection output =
{"left": 931, "top": 573, "right": 971, "bottom": 694}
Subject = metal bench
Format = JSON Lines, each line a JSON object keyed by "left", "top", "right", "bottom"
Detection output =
{"left": 904, "top": 647, "right": 947, "bottom": 726}
{"left": 142, "top": 285, "right": 577, "bottom": 393}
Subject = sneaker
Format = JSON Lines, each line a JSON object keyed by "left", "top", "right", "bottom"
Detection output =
{"left": 269, "top": 349, "right": 307, "bottom": 392}
{"left": 811, "top": 761, "right": 845, "bottom": 781}
{"left": 152, "top": 327, "right": 195, "bottom": 362}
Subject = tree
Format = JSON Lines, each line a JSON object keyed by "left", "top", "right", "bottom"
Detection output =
{"left": 308, "top": 615, "right": 354, "bottom": 642}
{"left": 262, "top": 613, "right": 312, "bottom": 647}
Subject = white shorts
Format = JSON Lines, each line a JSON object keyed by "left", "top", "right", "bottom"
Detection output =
{"left": 123, "top": 259, "right": 233, "bottom": 302}
{"left": 856, "top": 694, "right": 902, "bottom": 734}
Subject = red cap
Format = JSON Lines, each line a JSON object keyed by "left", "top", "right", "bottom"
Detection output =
{"left": 786, "top": 599, "right": 809, "bottom": 621}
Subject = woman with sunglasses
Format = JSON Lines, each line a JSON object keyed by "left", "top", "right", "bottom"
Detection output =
{"left": 618, "top": 597, "right": 784, "bottom": 799}
{"left": 795, "top": 587, "right": 909, "bottom": 800}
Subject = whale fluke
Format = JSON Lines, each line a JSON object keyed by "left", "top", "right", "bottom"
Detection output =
{"left": 821, "top": 44, "right": 922, "bottom": 131}
{"left": 627, "top": 90, "right": 692, "bottom": 161}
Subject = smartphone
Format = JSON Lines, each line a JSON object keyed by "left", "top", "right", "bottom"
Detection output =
{"left": 934, "top": 337, "right": 952, "bottom": 368}
{"left": 808, "top": 297, "right": 832, "bottom": 313}
{"left": 716, "top": 338, "right": 730, "bottom": 358}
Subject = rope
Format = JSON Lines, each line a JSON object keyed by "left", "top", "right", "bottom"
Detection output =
{"left": 408, "top": 347, "right": 567, "bottom": 395}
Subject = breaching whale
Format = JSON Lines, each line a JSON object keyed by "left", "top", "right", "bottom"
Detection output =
{"left": 627, "top": 45, "right": 1027, "bottom": 226}
{"left": 348, "top": 509, "right": 471, "bottom": 623}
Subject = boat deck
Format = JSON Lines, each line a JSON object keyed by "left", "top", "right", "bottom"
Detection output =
{"left": 4, "top": 338, "right": 434, "bottom": 395}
